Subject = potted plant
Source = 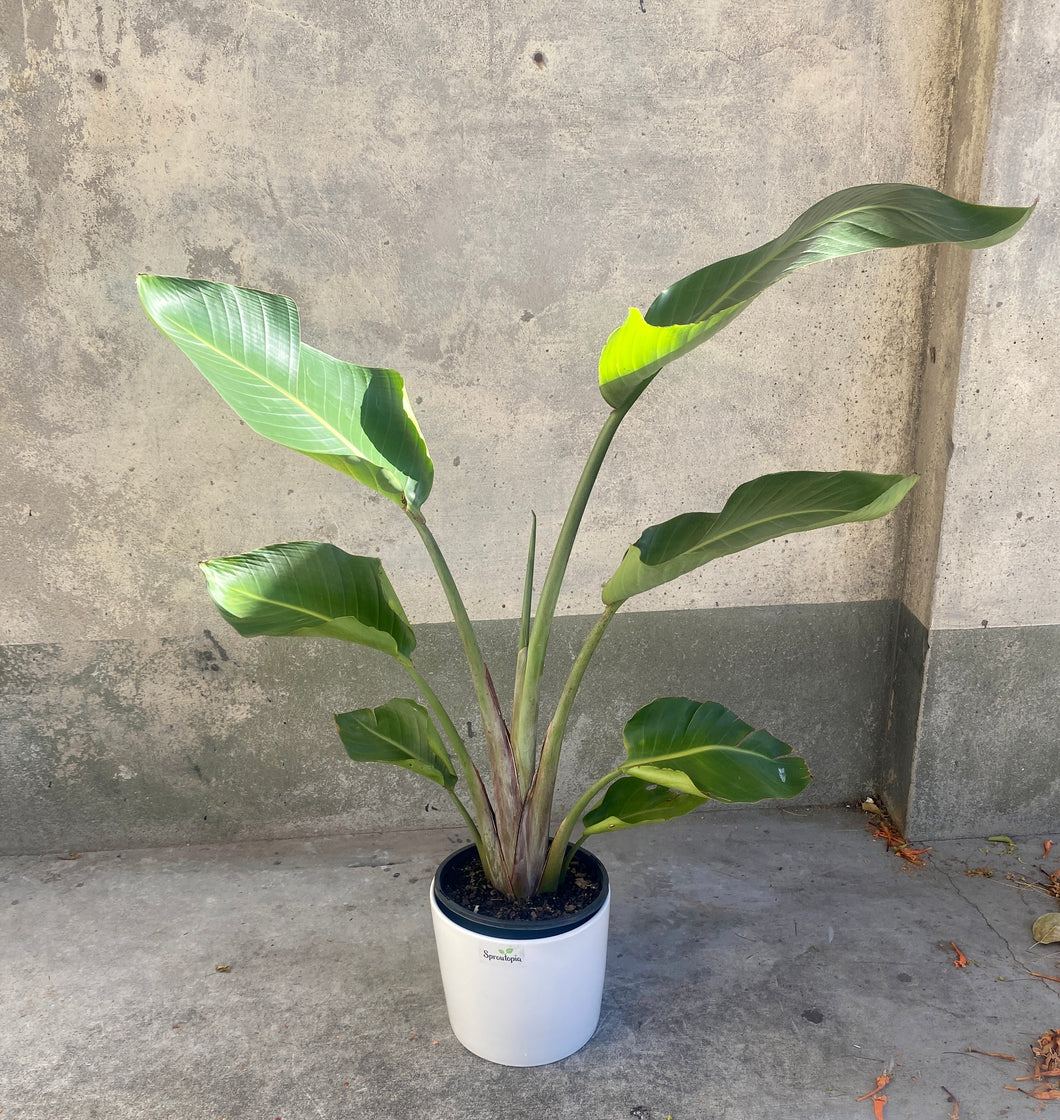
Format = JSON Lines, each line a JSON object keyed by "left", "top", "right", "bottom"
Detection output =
{"left": 139, "top": 183, "right": 1031, "bottom": 1065}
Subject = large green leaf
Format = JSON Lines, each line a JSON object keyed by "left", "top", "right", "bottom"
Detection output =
{"left": 603, "top": 470, "right": 917, "bottom": 604}
{"left": 138, "top": 274, "right": 433, "bottom": 509}
{"left": 200, "top": 541, "right": 416, "bottom": 658}
{"left": 599, "top": 185, "right": 1034, "bottom": 408}
{"left": 581, "top": 776, "right": 706, "bottom": 835}
{"left": 620, "top": 698, "right": 811, "bottom": 802}
{"left": 336, "top": 699, "right": 456, "bottom": 789}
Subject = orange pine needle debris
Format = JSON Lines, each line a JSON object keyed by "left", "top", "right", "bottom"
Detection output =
{"left": 1044, "top": 839, "right": 1053, "bottom": 858}
{"left": 950, "top": 942, "right": 968, "bottom": 968}
{"left": 857, "top": 1074, "right": 892, "bottom": 1102}
{"left": 1006, "top": 1085, "right": 1060, "bottom": 1100}
{"left": 866, "top": 817, "right": 931, "bottom": 866}
{"left": 966, "top": 1048, "right": 1017, "bottom": 1061}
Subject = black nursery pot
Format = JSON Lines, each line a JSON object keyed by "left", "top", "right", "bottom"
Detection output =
{"left": 432, "top": 843, "right": 610, "bottom": 938}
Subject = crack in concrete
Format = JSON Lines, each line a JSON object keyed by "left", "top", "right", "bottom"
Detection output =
{"left": 943, "top": 868, "right": 1021, "bottom": 962}
{"left": 244, "top": 0, "right": 332, "bottom": 35}
{"left": 941, "top": 868, "right": 1060, "bottom": 1003}
{"left": 706, "top": 43, "right": 786, "bottom": 64}
{"left": 700, "top": 32, "right": 854, "bottom": 65}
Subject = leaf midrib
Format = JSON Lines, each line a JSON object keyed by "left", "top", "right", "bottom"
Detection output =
{"left": 341, "top": 711, "right": 451, "bottom": 776}
{"left": 222, "top": 585, "right": 372, "bottom": 631}
{"left": 159, "top": 305, "right": 365, "bottom": 462}
{"left": 350, "top": 718, "right": 427, "bottom": 761}
{"left": 667, "top": 200, "right": 932, "bottom": 328}
{"left": 624, "top": 741, "right": 784, "bottom": 766}
{"left": 644, "top": 498, "right": 881, "bottom": 563}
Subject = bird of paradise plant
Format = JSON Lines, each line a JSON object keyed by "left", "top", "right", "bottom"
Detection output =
{"left": 139, "top": 183, "right": 1031, "bottom": 900}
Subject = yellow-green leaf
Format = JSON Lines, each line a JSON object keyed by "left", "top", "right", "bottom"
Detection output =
{"left": 599, "top": 185, "right": 1034, "bottom": 409}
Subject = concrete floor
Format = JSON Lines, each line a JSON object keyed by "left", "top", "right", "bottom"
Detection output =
{"left": 1, "top": 806, "right": 1058, "bottom": 1119}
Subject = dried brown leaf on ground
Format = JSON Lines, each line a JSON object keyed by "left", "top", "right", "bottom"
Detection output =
{"left": 1031, "top": 913, "right": 1060, "bottom": 944}
{"left": 1032, "top": 1029, "right": 1060, "bottom": 1077}
{"left": 1003, "top": 1029, "right": 1060, "bottom": 1098}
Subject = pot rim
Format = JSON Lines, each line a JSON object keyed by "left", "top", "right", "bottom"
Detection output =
{"left": 432, "top": 843, "right": 610, "bottom": 940}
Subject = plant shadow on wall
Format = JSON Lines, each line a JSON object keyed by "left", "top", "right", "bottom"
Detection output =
{"left": 138, "top": 184, "right": 1031, "bottom": 904}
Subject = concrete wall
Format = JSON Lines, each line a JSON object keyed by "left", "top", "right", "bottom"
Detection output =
{"left": 883, "top": 2, "right": 1059, "bottom": 837}
{"left": 1, "top": 0, "right": 1052, "bottom": 854}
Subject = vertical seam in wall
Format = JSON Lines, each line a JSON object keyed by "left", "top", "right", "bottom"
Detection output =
{"left": 901, "top": 0, "right": 1003, "bottom": 628}
{"left": 883, "top": 0, "right": 967, "bottom": 720}
{"left": 899, "top": 632, "right": 933, "bottom": 826}
{"left": 879, "top": 0, "right": 1003, "bottom": 827}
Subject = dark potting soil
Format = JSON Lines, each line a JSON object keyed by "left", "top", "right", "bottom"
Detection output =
{"left": 443, "top": 850, "right": 603, "bottom": 922}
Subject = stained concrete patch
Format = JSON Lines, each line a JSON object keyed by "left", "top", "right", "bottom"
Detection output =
{"left": 907, "top": 622, "right": 1060, "bottom": 838}
{"left": 877, "top": 601, "right": 929, "bottom": 827}
{"left": 1, "top": 602, "right": 897, "bottom": 854}
{"left": 1, "top": 807, "right": 1057, "bottom": 1118}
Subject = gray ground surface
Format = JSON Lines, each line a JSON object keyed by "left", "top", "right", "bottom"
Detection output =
{"left": 2, "top": 806, "right": 1058, "bottom": 1119}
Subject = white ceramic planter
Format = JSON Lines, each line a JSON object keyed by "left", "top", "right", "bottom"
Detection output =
{"left": 430, "top": 846, "right": 611, "bottom": 1066}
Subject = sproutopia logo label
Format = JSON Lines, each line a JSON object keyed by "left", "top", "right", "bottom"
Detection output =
{"left": 483, "top": 945, "right": 525, "bottom": 965}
